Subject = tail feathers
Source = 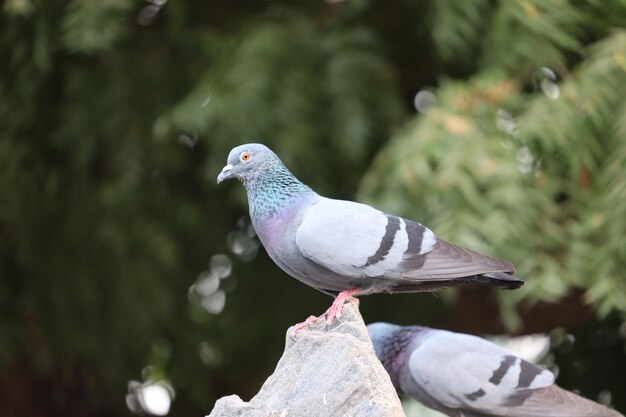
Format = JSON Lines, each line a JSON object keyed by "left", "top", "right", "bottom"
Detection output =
{"left": 502, "top": 385, "right": 624, "bottom": 417}
{"left": 478, "top": 271, "right": 524, "bottom": 290}
{"left": 386, "top": 272, "right": 523, "bottom": 294}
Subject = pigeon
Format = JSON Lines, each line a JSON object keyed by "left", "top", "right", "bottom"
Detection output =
{"left": 217, "top": 143, "right": 522, "bottom": 330}
{"left": 367, "top": 322, "right": 623, "bottom": 417}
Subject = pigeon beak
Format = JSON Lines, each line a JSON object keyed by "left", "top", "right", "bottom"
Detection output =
{"left": 217, "top": 164, "right": 234, "bottom": 184}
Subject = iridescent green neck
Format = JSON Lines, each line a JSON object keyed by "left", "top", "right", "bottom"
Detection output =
{"left": 244, "top": 159, "right": 312, "bottom": 221}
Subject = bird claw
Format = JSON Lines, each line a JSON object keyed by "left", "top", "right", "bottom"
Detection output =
{"left": 291, "top": 288, "right": 360, "bottom": 336}
{"left": 325, "top": 288, "right": 359, "bottom": 326}
{"left": 290, "top": 315, "right": 319, "bottom": 337}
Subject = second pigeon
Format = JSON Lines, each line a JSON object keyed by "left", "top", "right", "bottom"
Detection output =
{"left": 367, "top": 322, "right": 623, "bottom": 417}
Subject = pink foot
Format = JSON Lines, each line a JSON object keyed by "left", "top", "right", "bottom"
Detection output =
{"left": 290, "top": 288, "right": 361, "bottom": 336}
{"left": 290, "top": 315, "right": 319, "bottom": 336}
{"left": 324, "top": 287, "right": 360, "bottom": 326}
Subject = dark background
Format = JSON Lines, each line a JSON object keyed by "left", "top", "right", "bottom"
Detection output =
{"left": 1, "top": 0, "right": 625, "bottom": 416}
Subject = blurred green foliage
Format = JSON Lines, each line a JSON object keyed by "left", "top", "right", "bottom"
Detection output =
{"left": 0, "top": 0, "right": 625, "bottom": 416}
{"left": 359, "top": 5, "right": 626, "bottom": 325}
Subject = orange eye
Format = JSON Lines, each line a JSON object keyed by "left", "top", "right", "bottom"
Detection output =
{"left": 240, "top": 152, "right": 251, "bottom": 162}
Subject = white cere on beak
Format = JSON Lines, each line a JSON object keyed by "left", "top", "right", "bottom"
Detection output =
{"left": 217, "top": 164, "right": 234, "bottom": 184}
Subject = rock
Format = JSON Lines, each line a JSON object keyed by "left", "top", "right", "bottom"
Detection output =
{"left": 207, "top": 300, "right": 406, "bottom": 417}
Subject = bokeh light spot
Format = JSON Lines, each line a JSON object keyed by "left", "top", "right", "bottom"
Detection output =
{"left": 210, "top": 254, "right": 232, "bottom": 279}
{"left": 413, "top": 90, "right": 437, "bottom": 114}
{"left": 533, "top": 67, "right": 560, "bottom": 100}
{"left": 516, "top": 146, "right": 534, "bottom": 174}
{"left": 127, "top": 380, "right": 175, "bottom": 416}
{"left": 139, "top": 384, "right": 172, "bottom": 415}
{"left": 137, "top": 4, "right": 160, "bottom": 26}
{"left": 496, "top": 109, "right": 517, "bottom": 135}
{"left": 201, "top": 290, "right": 226, "bottom": 314}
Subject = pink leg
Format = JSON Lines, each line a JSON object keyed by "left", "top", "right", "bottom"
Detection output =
{"left": 290, "top": 287, "right": 360, "bottom": 336}
{"left": 324, "top": 287, "right": 360, "bottom": 325}
{"left": 290, "top": 315, "right": 319, "bottom": 336}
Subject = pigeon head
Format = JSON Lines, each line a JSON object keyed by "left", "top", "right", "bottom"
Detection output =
{"left": 367, "top": 322, "right": 402, "bottom": 358}
{"left": 368, "top": 322, "right": 428, "bottom": 388}
{"left": 216, "top": 143, "right": 278, "bottom": 184}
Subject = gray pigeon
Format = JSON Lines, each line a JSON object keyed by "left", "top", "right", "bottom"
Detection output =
{"left": 367, "top": 322, "right": 623, "bottom": 417}
{"left": 217, "top": 143, "right": 522, "bottom": 328}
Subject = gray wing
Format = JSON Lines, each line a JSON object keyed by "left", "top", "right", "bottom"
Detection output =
{"left": 295, "top": 198, "right": 434, "bottom": 278}
{"left": 295, "top": 197, "right": 517, "bottom": 283}
{"left": 407, "top": 330, "right": 555, "bottom": 413}
{"left": 501, "top": 385, "right": 624, "bottom": 417}
{"left": 399, "top": 238, "right": 515, "bottom": 280}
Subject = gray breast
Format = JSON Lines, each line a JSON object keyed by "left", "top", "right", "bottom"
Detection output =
{"left": 252, "top": 199, "right": 357, "bottom": 295}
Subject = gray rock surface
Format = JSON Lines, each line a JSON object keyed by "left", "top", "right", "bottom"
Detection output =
{"left": 207, "top": 300, "right": 406, "bottom": 417}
